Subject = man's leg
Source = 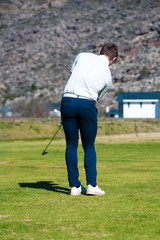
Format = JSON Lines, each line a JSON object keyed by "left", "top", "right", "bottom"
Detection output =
{"left": 61, "top": 98, "right": 81, "bottom": 187}
{"left": 78, "top": 99, "right": 97, "bottom": 186}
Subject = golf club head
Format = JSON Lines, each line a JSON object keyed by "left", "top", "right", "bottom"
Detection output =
{"left": 42, "top": 151, "right": 48, "bottom": 156}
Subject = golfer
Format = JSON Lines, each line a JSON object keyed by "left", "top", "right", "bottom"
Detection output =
{"left": 61, "top": 43, "right": 118, "bottom": 195}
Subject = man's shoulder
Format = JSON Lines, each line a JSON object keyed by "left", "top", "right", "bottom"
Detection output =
{"left": 79, "top": 52, "right": 96, "bottom": 57}
{"left": 77, "top": 52, "right": 98, "bottom": 60}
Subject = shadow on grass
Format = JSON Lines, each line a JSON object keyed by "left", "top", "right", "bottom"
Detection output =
{"left": 18, "top": 181, "right": 70, "bottom": 195}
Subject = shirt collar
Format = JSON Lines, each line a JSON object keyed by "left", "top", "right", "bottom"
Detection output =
{"left": 99, "top": 55, "right": 109, "bottom": 65}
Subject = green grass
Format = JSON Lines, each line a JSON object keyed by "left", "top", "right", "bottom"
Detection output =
{"left": 0, "top": 118, "right": 160, "bottom": 140}
{"left": 0, "top": 139, "right": 160, "bottom": 239}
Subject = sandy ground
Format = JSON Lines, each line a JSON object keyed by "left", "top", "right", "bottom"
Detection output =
{"left": 96, "top": 132, "right": 160, "bottom": 143}
{"left": 52, "top": 132, "right": 160, "bottom": 145}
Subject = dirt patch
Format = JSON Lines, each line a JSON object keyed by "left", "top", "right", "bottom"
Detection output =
{"left": 96, "top": 132, "right": 160, "bottom": 143}
{"left": 0, "top": 215, "right": 10, "bottom": 218}
{"left": 54, "top": 132, "right": 160, "bottom": 144}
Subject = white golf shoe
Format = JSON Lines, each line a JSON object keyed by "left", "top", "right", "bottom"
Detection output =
{"left": 70, "top": 185, "right": 87, "bottom": 196}
{"left": 87, "top": 185, "right": 105, "bottom": 195}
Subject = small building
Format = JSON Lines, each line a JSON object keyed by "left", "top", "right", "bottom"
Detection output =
{"left": 0, "top": 104, "right": 12, "bottom": 118}
{"left": 48, "top": 102, "right": 61, "bottom": 118}
{"left": 106, "top": 109, "right": 119, "bottom": 118}
{"left": 118, "top": 92, "right": 160, "bottom": 118}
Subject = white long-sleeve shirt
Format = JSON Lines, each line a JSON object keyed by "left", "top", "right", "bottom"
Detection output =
{"left": 64, "top": 52, "right": 112, "bottom": 101}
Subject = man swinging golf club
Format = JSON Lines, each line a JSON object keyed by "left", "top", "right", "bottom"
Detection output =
{"left": 61, "top": 43, "right": 118, "bottom": 195}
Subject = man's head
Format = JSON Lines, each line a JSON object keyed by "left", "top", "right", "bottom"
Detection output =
{"left": 100, "top": 43, "right": 118, "bottom": 65}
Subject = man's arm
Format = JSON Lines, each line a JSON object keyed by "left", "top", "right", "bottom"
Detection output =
{"left": 70, "top": 53, "right": 81, "bottom": 73}
{"left": 97, "top": 84, "right": 111, "bottom": 100}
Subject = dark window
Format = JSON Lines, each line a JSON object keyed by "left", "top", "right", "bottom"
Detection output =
{"left": 120, "top": 103, "right": 123, "bottom": 113}
{"left": 128, "top": 102, "right": 130, "bottom": 108}
{"left": 140, "top": 102, "right": 142, "bottom": 108}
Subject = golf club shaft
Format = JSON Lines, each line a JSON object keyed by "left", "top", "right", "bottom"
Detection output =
{"left": 42, "top": 122, "right": 62, "bottom": 154}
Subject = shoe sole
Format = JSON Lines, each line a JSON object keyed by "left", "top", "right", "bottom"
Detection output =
{"left": 87, "top": 191, "right": 105, "bottom": 195}
{"left": 70, "top": 192, "right": 81, "bottom": 196}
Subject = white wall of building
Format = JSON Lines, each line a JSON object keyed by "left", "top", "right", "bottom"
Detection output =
{"left": 123, "top": 100, "right": 158, "bottom": 118}
{"left": 156, "top": 102, "right": 160, "bottom": 118}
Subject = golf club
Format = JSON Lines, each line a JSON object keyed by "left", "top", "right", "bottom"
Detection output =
{"left": 42, "top": 122, "right": 62, "bottom": 155}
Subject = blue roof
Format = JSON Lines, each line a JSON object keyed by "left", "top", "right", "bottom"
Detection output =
{"left": 118, "top": 92, "right": 160, "bottom": 101}
{"left": 0, "top": 107, "right": 11, "bottom": 112}
{"left": 48, "top": 102, "right": 61, "bottom": 109}
{"left": 108, "top": 109, "right": 119, "bottom": 114}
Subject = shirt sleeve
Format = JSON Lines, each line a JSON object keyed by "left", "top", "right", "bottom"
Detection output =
{"left": 98, "top": 81, "right": 112, "bottom": 100}
{"left": 70, "top": 54, "right": 81, "bottom": 72}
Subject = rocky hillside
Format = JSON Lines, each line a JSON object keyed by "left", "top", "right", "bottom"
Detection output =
{"left": 0, "top": 0, "right": 160, "bottom": 116}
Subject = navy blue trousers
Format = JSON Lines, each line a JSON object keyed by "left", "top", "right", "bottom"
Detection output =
{"left": 61, "top": 97, "right": 97, "bottom": 187}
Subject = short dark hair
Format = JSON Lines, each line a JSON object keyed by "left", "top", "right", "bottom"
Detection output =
{"left": 100, "top": 43, "right": 118, "bottom": 60}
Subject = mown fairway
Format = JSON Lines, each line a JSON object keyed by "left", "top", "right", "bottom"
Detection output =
{"left": 0, "top": 138, "right": 160, "bottom": 240}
